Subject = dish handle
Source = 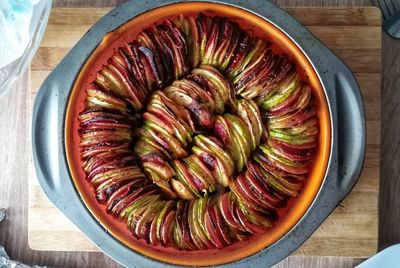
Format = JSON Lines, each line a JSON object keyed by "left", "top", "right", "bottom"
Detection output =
{"left": 334, "top": 70, "right": 366, "bottom": 200}
{"left": 32, "top": 77, "right": 67, "bottom": 195}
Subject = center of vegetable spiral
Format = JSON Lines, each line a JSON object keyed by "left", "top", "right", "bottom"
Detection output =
{"left": 135, "top": 65, "right": 264, "bottom": 200}
{"left": 78, "top": 13, "right": 318, "bottom": 251}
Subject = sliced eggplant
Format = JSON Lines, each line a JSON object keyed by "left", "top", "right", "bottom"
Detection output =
{"left": 78, "top": 12, "right": 321, "bottom": 252}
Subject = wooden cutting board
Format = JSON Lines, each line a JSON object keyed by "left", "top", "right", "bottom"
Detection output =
{"left": 28, "top": 7, "right": 381, "bottom": 257}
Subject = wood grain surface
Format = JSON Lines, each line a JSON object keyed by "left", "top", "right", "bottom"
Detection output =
{"left": 1, "top": 0, "right": 399, "bottom": 267}
{"left": 27, "top": 6, "right": 381, "bottom": 258}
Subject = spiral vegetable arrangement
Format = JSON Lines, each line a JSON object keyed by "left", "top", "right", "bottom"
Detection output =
{"left": 78, "top": 14, "right": 318, "bottom": 250}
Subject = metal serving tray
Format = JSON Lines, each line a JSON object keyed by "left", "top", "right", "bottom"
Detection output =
{"left": 32, "top": 0, "right": 365, "bottom": 267}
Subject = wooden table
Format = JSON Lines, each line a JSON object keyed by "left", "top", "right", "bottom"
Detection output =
{"left": 1, "top": 1, "right": 399, "bottom": 267}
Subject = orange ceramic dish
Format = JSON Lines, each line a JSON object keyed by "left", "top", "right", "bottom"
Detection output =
{"left": 64, "top": 2, "right": 331, "bottom": 266}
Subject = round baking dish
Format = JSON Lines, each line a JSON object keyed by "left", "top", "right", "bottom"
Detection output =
{"left": 66, "top": 2, "right": 330, "bottom": 266}
{"left": 32, "top": 1, "right": 365, "bottom": 267}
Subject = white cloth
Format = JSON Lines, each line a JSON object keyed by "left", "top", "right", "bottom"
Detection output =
{"left": 0, "top": 0, "right": 40, "bottom": 68}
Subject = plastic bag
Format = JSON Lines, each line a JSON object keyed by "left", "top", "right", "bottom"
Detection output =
{"left": 0, "top": 0, "right": 52, "bottom": 98}
{"left": 0, "top": 209, "right": 47, "bottom": 268}
{"left": 0, "top": 246, "right": 47, "bottom": 268}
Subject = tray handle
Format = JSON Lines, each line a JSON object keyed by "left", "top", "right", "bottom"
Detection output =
{"left": 32, "top": 79, "right": 64, "bottom": 194}
{"left": 334, "top": 71, "right": 366, "bottom": 200}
